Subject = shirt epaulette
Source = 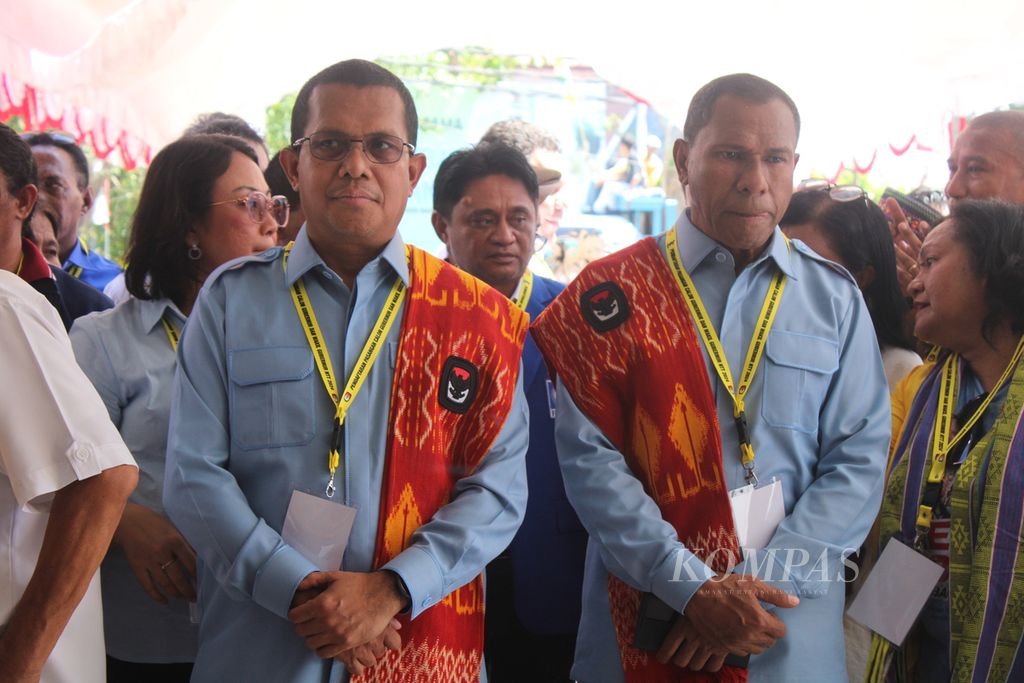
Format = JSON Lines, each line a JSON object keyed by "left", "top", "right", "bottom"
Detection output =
{"left": 221, "top": 247, "right": 283, "bottom": 272}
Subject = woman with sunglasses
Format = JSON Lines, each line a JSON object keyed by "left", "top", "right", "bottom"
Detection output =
{"left": 68, "top": 133, "right": 285, "bottom": 681}
{"left": 865, "top": 199, "right": 1024, "bottom": 683}
{"left": 781, "top": 183, "right": 921, "bottom": 389}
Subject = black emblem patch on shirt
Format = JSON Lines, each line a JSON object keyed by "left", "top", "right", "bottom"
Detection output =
{"left": 439, "top": 356, "right": 479, "bottom": 414}
{"left": 580, "top": 282, "right": 630, "bottom": 332}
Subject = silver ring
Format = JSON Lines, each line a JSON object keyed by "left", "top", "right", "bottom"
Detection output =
{"left": 159, "top": 559, "right": 175, "bottom": 571}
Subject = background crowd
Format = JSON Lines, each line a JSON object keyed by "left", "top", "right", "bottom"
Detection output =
{"left": 1, "top": 57, "right": 1024, "bottom": 683}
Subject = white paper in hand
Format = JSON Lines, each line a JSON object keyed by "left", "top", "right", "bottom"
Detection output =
{"left": 846, "top": 538, "right": 943, "bottom": 646}
{"left": 729, "top": 477, "right": 785, "bottom": 558}
{"left": 281, "top": 489, "right": 357, "bottom": 571}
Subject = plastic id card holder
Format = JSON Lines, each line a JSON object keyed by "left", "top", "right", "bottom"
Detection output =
{"left": 281, "top": 488, "right": 358, "bottom": 571}
{"left": 846, "top": 538, "right": 943, "bottom": 646}
{"left": 729, "top": 476, "right": 785, "bottom": 560}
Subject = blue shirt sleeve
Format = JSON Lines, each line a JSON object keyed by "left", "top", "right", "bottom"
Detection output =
{"left": 555, "top": 383, "right": 715, "bottom": 614}
{"left": 384, "top": 370, "right": 530, "bottom": 619}
{"left": 163, "top": 282, "right": 319, "bottom": 619}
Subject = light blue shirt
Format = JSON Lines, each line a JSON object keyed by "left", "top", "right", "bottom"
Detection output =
{"left": 69, "top": 297, "right": 196, "bottom": 663}
{"left": 163, "top": 228, "right": 529, "bottom": 683}
{"left": 558, "top": 213, "right": 891, "bottom": 682}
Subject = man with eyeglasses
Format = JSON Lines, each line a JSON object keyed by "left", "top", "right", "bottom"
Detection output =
{"left": 531, "top": 73, "right": 889, "bottom": 681}
{"left": 163, "top": 59, "right": 530, "bottom": 683}
{"left": 22, "top": 131, "right": 123, "bottom": 292}
{"left": 0, "top": 124, "right": 112, "bottom": 329}
{"left": 430, "top": 142, "right": 584, "bottom": 682}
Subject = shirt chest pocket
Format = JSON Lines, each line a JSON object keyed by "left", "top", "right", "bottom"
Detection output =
{"left": 761, "top": 330, "right": 838, "bottom": 433}
{"left": 228, "top": 346, "right": 316, "bottom": 450}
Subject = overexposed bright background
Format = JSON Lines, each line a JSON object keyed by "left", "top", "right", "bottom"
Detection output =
{"left": 3, "top": 0, "right": 1022, "bottom": 190}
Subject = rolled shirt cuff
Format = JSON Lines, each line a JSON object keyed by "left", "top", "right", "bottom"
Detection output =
{"left": 382, "top": 546, "right": 446, "bottom": 620}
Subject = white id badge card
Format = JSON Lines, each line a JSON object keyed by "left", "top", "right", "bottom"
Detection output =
{"left": 846, "top": 538, "right": 943, "bottom": 646}
{"left": 281, "top": 489, "right": 358, "bottom": 571}
{"left": 729, "top": 476, "right": 785, "bottom": 559}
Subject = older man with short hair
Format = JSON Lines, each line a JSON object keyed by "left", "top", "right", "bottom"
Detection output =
{"left": 532, "top": 73, "right": 890, "bottom": 681}
{"left": 22, "top": 131, "right": 122, "bottom": 291}
{"left": 892, "top": 110, "right": 1024, "bottom": 293}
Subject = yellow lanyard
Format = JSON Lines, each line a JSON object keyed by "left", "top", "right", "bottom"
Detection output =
{"left": 283, "top": 242, "right": 407, "bottom": 497}
{"left": 14, "top": 251, "right": 24, "bottom": 276}
{"left": 666, "top": 229, "right": 787, "bottom": 483}
{"left": 916, "top": 336, "right": 1024, "bottom": 530}
{"left": 160, "top": 315, "right": 180, "bottom": 351}
{"left": 512, "top": 270, "right": 533, "bottom": 312}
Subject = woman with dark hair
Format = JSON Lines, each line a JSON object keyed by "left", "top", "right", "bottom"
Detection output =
{"left": 866, "top": 199, "right": 1024, "bottom": 682}
{"left": 781, "top": 184, "right": 921, "bottom": 388}
{"left": 68, "top": 134, "right": 285, "bottom": 681}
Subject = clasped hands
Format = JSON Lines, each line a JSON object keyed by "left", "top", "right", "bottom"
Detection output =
{"left": 655, "top": 573, "right": 799, "bottom": 672}
{"left": 288, "top": 570, "right": 408, "bottom": 676}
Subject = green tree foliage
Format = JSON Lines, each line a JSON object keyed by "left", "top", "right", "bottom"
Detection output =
{"left": 5, "top": 116, "right": 25, "bottom": 133}
{"left": 260, "top": 49, "right": 555, "bottom": 146}
{"left": 78, "top": 161, "right": 145, "bottom": 264}
{"left": 264, "top": 92, "right": 296, "bottom": 155}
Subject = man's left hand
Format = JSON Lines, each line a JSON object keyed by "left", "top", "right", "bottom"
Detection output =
{"left": 335, "top": 622, "right": 403, "bottom": 675}
{"left": 655, "top": 613, "right": 730, "bottom": 672}
{"left": 287, "top": 570, "right": 405, "bottom": 657}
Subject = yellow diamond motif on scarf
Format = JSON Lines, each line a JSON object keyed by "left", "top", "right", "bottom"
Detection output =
{"left": 384, "top": 483, "right": 422, "bottom": 558}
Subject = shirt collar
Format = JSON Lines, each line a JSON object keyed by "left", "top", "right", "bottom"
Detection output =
{"left": 139, "top": 297, "right": 187, "bottom": 334}
{"left": 19, "top": 238, "right": 54, "bottom": 283}
{"left": 674, "top": 210, "right": 797, "bottom": 280}
{"left": 62, "top": 239, "right": 88, "bottom": 268}
{"left": 284, "top": 227, "right": 410, "bottom": 288}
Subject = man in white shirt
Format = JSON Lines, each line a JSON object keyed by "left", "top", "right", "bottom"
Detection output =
{"left": 0, "top": 271, "right": 137, "bottom": 682}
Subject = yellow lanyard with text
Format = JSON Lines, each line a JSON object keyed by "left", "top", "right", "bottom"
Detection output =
{"left": 916, "top": 336, "right": 1024, "bottom": 530}
{"left": 283, "top": 242, "right": 407, "bottom": 497}
{"left": 512, "top": 270, "right": 533, "bottom": 312}
{"left": 666, "top": 229, "right": 787, "bottom": 483}
{"left": 160, "top": 315, "right": 180, "bottom": 351}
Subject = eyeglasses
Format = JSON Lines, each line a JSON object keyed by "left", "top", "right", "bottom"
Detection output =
{"left": 292, "top": 131, "right": 415, "bottom": 164}
{"left": 797, "top": 179, "right": 868, "bottom": 203}
{"left": 209, "top": 192, "right": 290, "bottom": 228}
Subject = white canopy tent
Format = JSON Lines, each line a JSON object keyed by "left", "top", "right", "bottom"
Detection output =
{"left": 3, "top": 0, "right": 1023, "bottom": 186}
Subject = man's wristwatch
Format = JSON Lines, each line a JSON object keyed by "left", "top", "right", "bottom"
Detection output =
{"left": 387, "top": 570, "right": 411, "bottom": 612}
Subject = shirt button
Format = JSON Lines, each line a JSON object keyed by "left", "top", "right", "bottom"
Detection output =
{"left": 715, "top": 252, "right": 728, "bottom": 263}
{"left": 422, "top": 596, "right": 433, "bottom": 608}
{"left": 321, "top": 270, "right": 334, "bottom": 281}
{"left": 73, "top": 445, "right": 91, "bottom": 462}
